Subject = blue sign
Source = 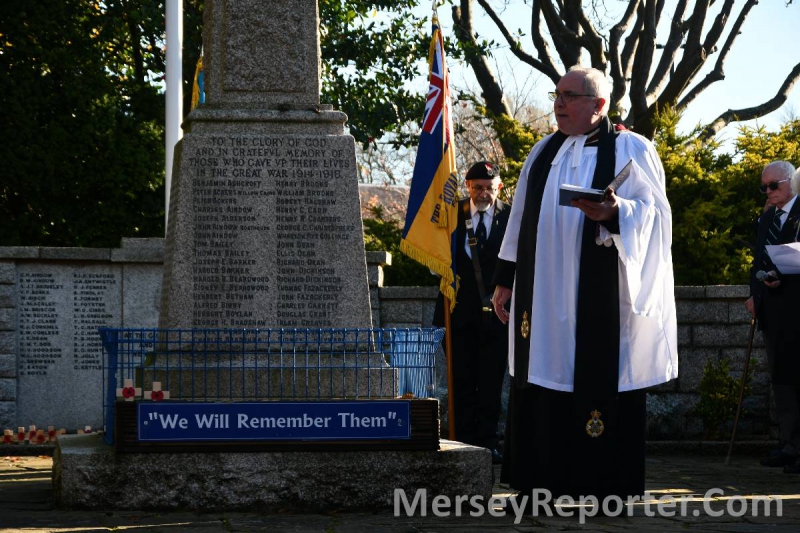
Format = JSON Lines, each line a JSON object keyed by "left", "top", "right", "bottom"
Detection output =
{"left": 137, "top": 401, "right": 412, "bottom": 442}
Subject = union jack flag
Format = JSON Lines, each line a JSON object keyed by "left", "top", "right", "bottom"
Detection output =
{"left": 421, "top": 24, "right": 448, "bottom": 136}
{"left": 400, "top": 13, "right": 459, "bottom": 309}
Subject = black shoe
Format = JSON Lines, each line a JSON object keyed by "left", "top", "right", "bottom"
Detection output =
{"left": 760, "top": 452, "right": 798, "bottom": 467}
{"left": 491, "top": 448, "right": 503, "bottom": 465}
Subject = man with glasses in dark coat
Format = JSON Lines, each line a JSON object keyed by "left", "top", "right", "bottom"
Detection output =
{"left": 745, "top": 160, "right": 800, "bottom": 474}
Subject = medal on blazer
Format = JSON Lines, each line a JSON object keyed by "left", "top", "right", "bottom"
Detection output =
{"left": 520, "top": 311, "right": 530, "bottom": 338}
{"left": 586, "top": 410, "right": 605, "bottom": 437}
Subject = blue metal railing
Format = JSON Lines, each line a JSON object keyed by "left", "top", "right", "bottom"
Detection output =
{"left": 100, "top": 327, "right": 444, "bottom": 444}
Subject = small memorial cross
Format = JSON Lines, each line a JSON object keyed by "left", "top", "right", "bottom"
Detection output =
{"left": 144, "top": 381, "right": 170, "bottom": 401}
{"left": 116, "top": 378, "right": 141, "bottom": 402}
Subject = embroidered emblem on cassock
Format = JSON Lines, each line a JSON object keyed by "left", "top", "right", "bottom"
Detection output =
{"left": 521, "top": 311, "right": 530, "bottom": 339}
{"left": 586, "top": 409, "right": 605, "bottom": 438}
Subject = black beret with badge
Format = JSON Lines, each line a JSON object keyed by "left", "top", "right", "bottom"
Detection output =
{"left": 465, "top": 161, "right": 501, "bottom": 181}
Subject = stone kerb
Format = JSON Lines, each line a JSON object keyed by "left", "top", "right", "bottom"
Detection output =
{"left": 54, "top": 433, "right": 492, "bottom": 511}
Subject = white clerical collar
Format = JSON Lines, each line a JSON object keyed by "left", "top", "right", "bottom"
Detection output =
{"left": 552, "top": 134, "right": 591, "bottom": 169}
{"left": 551, "top": 124, "right": 604, "bottom": 168}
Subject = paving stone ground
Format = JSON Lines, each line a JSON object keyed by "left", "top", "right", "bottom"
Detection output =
{"left": 1, "top": 449, "right": 799, "bottom": 532}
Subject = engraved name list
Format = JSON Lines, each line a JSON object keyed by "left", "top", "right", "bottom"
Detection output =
{"left": 186, "top": 135, "right": 356, "bottom": 328}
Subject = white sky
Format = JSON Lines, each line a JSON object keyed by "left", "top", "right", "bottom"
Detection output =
{"left": 424, "top": 1, "right": 800, "bottom": 146}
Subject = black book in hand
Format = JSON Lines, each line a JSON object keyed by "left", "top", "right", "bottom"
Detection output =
{"left": 558, "top": 159, "right": 633, "bottom": 207}
{"left": 558, "top": 183, "right": 605, "bottom": 205}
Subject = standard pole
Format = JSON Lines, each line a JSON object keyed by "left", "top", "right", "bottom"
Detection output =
{"left": 725, "top": 317, "right": 757, "bottom": 466}
{"left": 165, "top": 0, "right": 183, "bottom": 232}
{"left": 444, "top": 296, "right": 455, "bottom": 440}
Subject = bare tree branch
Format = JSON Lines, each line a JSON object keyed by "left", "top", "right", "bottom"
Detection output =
{"left": 629, "top": 0, "right": 658, "bottom": 121}
{"left": 475, "top": 0, "right": 560, "bottom": 81}
{"left": 451, "top": 1, "right": 514, "bottom": 156}
{"left": 657, "top": 2, "right": 713, "bottom": 110}
{"left": 530, "top": 1, "right": 560, "bottom": 83}
{"left": 659, "top": 0, "right": 731, "bottom": 107}
{"left": 678, "top": 0, "right": 758, "bottom": 112}
{"left": 700, "top": 61, "right": 800, "bottom": 141}
{"left": 620, "top": 2, "right": 644, "bottom": 94}
{"left": 646, "top": 0, "right": 689, "bottom": 100}
{"left": 608, "top": 0, "right": 640, "bottom": 115}
{"left": 683, "top": 0, "right": 711, "bottom": 52}
{"left": 572, "top": 1, "right": 607, "bottom": 70}
{"left": 699, "top": 0, "right": 735, "bottom": 54}
{"left": 538, "top": 0, "right": 581, "bottom": 67}
{"left": 654, "top": 0, "right": 667, "bottom": 27}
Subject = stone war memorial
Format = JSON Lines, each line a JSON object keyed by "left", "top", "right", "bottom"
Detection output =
{"left": 52, "top": 0, "right": 490, "bottom": 511}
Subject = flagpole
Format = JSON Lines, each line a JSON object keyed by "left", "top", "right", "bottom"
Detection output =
{"left": 164, "top": 0, "right": 183, "bottom": 232}
{"left": 443, "top": 296, "right": 456, "bottom": 440}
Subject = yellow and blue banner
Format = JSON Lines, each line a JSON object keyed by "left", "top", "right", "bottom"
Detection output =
{"left": 191, "top": 53, "right": 205, "bottom": 111}
{"left": 400, "top": 13, "right": 459, "bottom": 308}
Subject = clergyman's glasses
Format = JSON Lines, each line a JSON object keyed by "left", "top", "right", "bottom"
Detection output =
{"left": 547, "top": 91, "right": 596, "bottom": 104}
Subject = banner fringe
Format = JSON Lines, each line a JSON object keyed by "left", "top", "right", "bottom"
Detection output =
{"left": 399, "top": 239, "right": 457, "bottom": 311}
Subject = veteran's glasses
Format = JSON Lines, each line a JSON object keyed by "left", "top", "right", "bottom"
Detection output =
{"left": 759, "top": 178, "right": 791, "bottom": 193}
{"left": 470, "top": 186, "right": 499, "bottom": 195}
{"left": 547, "top": 91, "right": 597, "bottom": 104}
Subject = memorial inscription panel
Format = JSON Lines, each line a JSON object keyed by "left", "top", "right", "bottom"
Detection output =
{"left": 165, "top": 134, "right": 371, "bottom": 330}
{"left": 16, "top": 264, "right": 122, "bottom": 429}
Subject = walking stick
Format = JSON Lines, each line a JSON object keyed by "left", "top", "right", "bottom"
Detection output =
{"left": 725, "top": 317, "right": 757, "bottom": 466}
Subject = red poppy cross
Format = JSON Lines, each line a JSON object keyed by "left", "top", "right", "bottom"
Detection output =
{"left": 116, "top": 378, "right": 141, "bottom": 402}
{"left": 144, "top": 381, "right": 170, "bottom": 402}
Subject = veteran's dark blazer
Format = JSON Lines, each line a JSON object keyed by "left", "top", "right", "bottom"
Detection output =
{"left": 750, "top": 199, "right": 800, "bottom": 384}
{"left": 433, "top": 198, "right": 510, "bottom": 332}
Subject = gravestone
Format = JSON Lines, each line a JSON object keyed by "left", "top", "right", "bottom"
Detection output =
{"left": 159, "top": 0, "right": 371, "bottom": 331}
